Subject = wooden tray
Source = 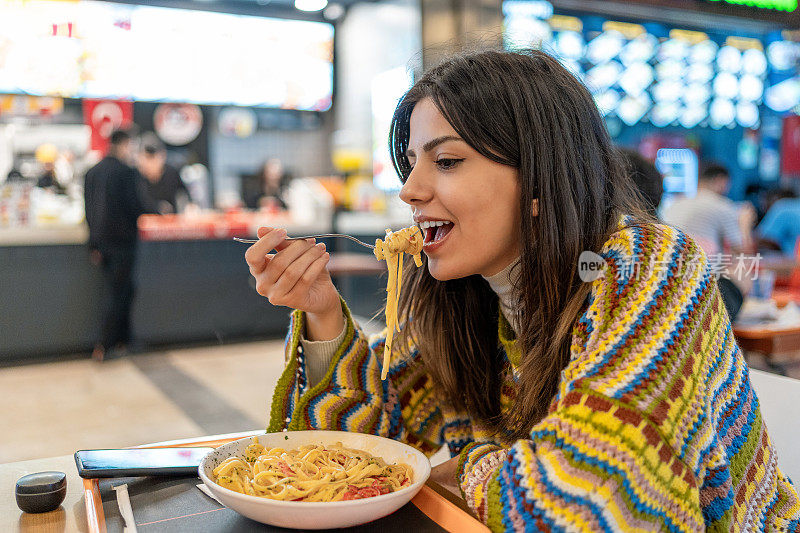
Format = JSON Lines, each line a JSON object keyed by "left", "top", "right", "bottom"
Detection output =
{"left": 82, "top": 435, "right": 487, "bottom": 533}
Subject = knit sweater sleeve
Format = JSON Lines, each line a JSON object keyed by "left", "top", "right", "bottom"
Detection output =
{"left": 456, "top": 224, "right": 713, "bottom": 532}
{"left": 267, "top": 298, "right": 444, "bottom": 456}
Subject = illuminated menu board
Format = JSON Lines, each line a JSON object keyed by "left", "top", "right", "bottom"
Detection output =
{"left": 0, "top": 0, "right": 334, "bottom": 111}
{"left": 503, "top": 1, "right": 800, "bottom": 129}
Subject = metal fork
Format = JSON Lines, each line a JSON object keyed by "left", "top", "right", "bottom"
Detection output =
{"left": 233, "top": 234, "right": 376, "bottom": 250}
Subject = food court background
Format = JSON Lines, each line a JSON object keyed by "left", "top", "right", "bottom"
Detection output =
{"left": 1, "top": 0, "right": 798, "bottom": 360}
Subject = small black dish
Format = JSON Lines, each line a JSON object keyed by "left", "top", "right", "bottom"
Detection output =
{"left": 15, "top": 471, "right": 67, "bottom": 514}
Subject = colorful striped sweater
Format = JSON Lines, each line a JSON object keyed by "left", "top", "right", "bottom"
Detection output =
{"left": 268, "top": 223, "right": 800, "bottom": 532}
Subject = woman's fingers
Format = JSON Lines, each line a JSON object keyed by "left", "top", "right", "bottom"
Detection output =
{"left": 283, "top": 251, "right": 331, "bottom": 303}
{"left": 263, "top": 239, "right": 316, "bottom": 285}
{"left": 245, "top": 227, "right": 287, "bottom": 273}
{"left": 258, "top": 226, "right": 294, "bottom": 253}
{"left": 268, "top": 243, "right": 327, "bottom": 304}
{"left": 249, "top": 253, "right": 276, "bottom": 278}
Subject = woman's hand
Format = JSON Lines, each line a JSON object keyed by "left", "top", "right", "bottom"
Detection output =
{"left": 429, "top": 456, "right": 461, "bottom": 496}
{"left": 245, "top": 227, "right": 342, "bottom": 338}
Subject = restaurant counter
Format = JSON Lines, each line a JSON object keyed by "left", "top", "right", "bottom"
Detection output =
{"left": 0, "top": 214, "right": 327, "bottom": 361}
{"left": 0, "top": 211, "right": 410, "bottom": 361}
{"left": 0, "top": 224, "right": 88, "bottom": 246}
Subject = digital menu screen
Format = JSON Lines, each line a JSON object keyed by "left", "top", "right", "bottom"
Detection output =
{"left": 0, "top": 0, "right": 334, "bottom": 111}
{"left": 503, "top": 1, "right": 799, "bottom": 129}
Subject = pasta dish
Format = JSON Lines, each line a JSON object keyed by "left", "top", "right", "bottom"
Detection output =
{"left": 374, "top": 226, "right": 423, "bottom": 380}
{"left": 212, "top": 438, "right": 413, "bottom": 502}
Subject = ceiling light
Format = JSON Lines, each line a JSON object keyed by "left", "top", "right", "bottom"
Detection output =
{"left": 687, "top": 63, "right": 714, "bottom": 84}
{"left": 680, "top": 105, "right": 706, "bottom": 129}
{"left": 690, "top": 40, "right": 718, "bottom": 63}
{"left": 713, "top": 72, "right": 738, "bottom": 100}
{"left": 555, "top": 31, "right": 584, "bottom": 60}
{"left": 586, "top": 31, "right": 624, "bottom": 64}
{"left": 765, "top": 77, "right": 800, "bottom": 112}
{"left": 594, "top": 90, "right": 620, "bottom": 116}
{"left": 558, "top": 58, "right": 584, "bottom": 80}
{"left": 652, "top": 80, "right": 682, "bottom": 103}
{"left": 717, "top": 46, "right": 741, "bottom": 73}
{"left": 651, "top": 102, "right": 681, "bottom": 127}
{"left": 620, "top": 34, "right": 657, "bottom": 65}
{"left": 736, "top": 101, "right": 759, "bottom": 128}
{"left": 323, "top": 3, "right": 344, "bottom": 19}
{"left": 659, "top": 38, "right": 688, "bottom": 61}
{"left": 684, "top": 83, "right": 710, "bottom": 105}
{"left": 295, "top": 0, "right": 327, "bottom": 12}
{"left": 619, "top": 62, "right": 653, "bottom": 96}
{"left": 767, "top": 40, "right": 799, "bottom": 72}
{"left": 709, "top": 98, "right": 735, "bottom": 129}
{"left": 656, "top": 59, "right": 685, "bottom": 81}
{"left": 742, "top": 48, "right": 767, "bottom": 77}
{"left": 505, "top": 17, "right": 551, "bottom": 49}
{"left": 738, "top": 75, "right": 764, "bottom": 102}
{"left": 617, "top": 94, "right": 651, "bottom": 126}
{"left": 502, "top": 0, "right": 554, "bottom": 20}
{"left": 586, "top": 61, "right": 622, "bottom": 92}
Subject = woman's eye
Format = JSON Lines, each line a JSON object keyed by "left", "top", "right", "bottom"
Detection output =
{"left": 435, "top": 158, "right": 464, "bottom": 170}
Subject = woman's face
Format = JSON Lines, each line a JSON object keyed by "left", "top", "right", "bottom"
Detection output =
{"left": 400, "top": 98, "right": 522, "bottom": 280}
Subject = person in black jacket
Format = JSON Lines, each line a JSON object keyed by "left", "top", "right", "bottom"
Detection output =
{"left": 137, "top": 133, "right": 191, "bottom": 214}
{"left": 84, "top": 130, "right": 154, "bottom": 361}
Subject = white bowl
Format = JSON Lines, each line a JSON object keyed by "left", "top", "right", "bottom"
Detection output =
{"left": 198, "top": 430, "right": 431, "bottom": 529}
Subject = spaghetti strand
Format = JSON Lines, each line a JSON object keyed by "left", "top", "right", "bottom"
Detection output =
{"left": 373, "top": 226, "right": 423, "bottom": 379}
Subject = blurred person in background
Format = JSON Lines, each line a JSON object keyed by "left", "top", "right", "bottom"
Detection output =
{"left": 622, "top": 149, "right": 743, "bottom": 318}
{"left": 662, "top": 162, "right": 755, "bottom": 255}
{"left": 744, "top": 183, "right": 768, "bottom": 222}
{"left": 763, "top": 187, "right": 798, "bottom": 215}
{"left": 34, "top": 143, "right": 66, "bottom": 194}
{"left": 244, "top": 158, "right": 291, "bottom": 210}
{"left": 757, "top": 190, "right": 800, "bottom": 256}
{"left": 618, "top": 147, "right": 662, "bottom": 217}
{"left": 6, "top": 165, "right": 24, "bottom": 182}
{"left": 137, "top": 133, "right": 191, "bottom": 214}
{"left": 84, "top": 129, "right": 155, "bottom": 361}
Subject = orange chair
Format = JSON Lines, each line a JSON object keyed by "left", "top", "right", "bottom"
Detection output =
{"left": 772, "top": 237, "right": 800, "bottom": 307}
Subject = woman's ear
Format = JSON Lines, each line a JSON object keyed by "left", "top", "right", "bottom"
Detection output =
{"left": 532, "top": 199, "right": 539, "bottom": 217}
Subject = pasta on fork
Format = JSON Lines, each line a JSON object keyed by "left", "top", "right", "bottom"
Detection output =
{"left": 373, "top": 226, "right": 423, "bottom": 380}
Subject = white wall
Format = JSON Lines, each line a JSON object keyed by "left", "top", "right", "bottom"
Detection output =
{"left": 334, "top": 0, "right": 422, "bottom": 157}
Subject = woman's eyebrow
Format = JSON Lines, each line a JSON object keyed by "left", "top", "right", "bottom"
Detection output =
{"left": 405, "top": 135, "right": 464, "bottom": 157}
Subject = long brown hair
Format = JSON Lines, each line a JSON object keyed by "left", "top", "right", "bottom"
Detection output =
{"left": 389, "top": 49, "right": 648, "bottom": 440}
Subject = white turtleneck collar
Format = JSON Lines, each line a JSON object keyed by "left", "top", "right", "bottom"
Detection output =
{"left": 482, "top": 258, "right": 522, "bottom": 336}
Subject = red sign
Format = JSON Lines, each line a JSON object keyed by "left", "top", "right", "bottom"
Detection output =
{"left": 782, "top": 115, "right": 800, "bottom": 178}
{"left": 82, "top": 99, "right": 134, "bottom": 155}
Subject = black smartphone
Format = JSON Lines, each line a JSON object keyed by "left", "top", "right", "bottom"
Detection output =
{"left": 74, "top": 447, "right": 214, "bottom": 478}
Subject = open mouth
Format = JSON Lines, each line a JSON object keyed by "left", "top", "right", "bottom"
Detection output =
{"left": 418, "top": 220, "right": 454, "bottom": 246}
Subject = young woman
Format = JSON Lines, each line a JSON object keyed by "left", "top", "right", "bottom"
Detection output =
{"left": 245, "top": 50, "right": 800, "bottom": 531}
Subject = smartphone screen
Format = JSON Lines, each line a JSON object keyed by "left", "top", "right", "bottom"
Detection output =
{"left": 75, "top": 447, "right": 214, "bottom": 478}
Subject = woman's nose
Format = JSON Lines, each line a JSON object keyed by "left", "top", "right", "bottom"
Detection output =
{"left": 399, "top": 166, "right": 432, "bottom": 205}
